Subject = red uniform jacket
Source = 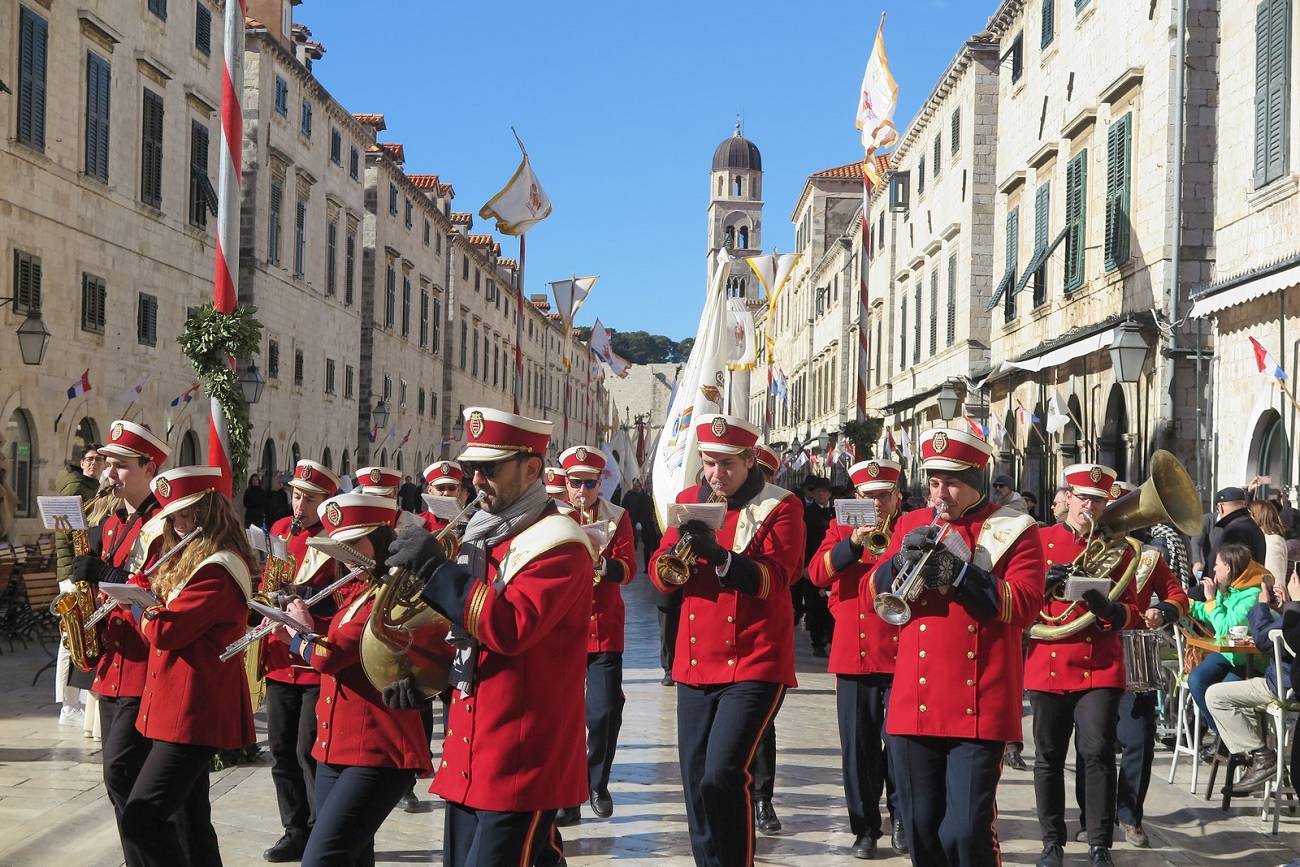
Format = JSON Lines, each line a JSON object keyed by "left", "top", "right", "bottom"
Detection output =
{"left": 419, "top": 513, "right": 451, "bottom": 533}
{"left": 649, "top": 479, "right": 805, "bottom": 688}
{"left": 260, "top": 517, "right": 335, "bottom": 686}
{"left": 92, "top": 503, "right": 163, "bottom": 700}
{"left": 809, "top": 517, "right": 901, "bottom": 676}
{"left": 421, "top": 510, "right": 595, "bottom": 811}
{"left": 294, "top": 583, "right": 433, "bottom": 772}
{"left": 872, "top": 500, "right": 1044, "bottom": 742}
{"left": 572, "top": 500, "right": 637, "bottom": 653}
{"left": 137, "top": 553, "right": 256, "bottom": 749}
{"left": 1025, "top": 524, "right": 1145, "bottom": 693}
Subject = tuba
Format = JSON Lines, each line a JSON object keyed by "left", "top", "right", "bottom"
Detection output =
{"left": 50, "top": 526, "right": 103, "bottom": 672}
{"left": 1028, "top": 450, "right": 1202, "bottom": 640}
{"left": 360, "top": 493, "right": 483, "bottom": 699}
{"left": 656, "top": 481, "right": 727, "bottom": 586}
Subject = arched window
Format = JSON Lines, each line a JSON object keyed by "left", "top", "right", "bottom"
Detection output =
{"left": 380, "top": 449, "right": 388, "bottom": 467}
{"left": 261, "top": 439, "right": 277, "bottom": 480}
{"left": 340, "top": 449, "right": 351, "bottom": 478}
{"left": 178, "top": 431, "right": 201, "bottom": 466}
{"left": 723, "top": 226, "right": 735, "bottom": 248}
{"left": 291, "top": 442, "right": 302, "bottom": 469}
{"left": 321, "top": 447, "right": 333, "bottom": 470}
{"left": 733, "top": 175, "right": 743, "bottom": 196}
{"left": 1098, "top": 384, "right": 1129, "bottom": 482}
{"left": 415, "top": 451, "right": 423, "bottom": 473}
{"left": 5, "top": 409, "right": 35, "bottom": 517}
{"left": 738, "top": 226, "right": 749, "bottom": 249}
{"left": 395, "top": 452, "right": 403, "bottom": 472}
{"left": 1250, "top": 410, "right": 1288, "bottom": 501}
{"left": 74, "top": 417, "right": 100, "bottom": 454}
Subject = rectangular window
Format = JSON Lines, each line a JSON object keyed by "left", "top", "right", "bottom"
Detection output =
{"left": 1041, "top": 0, "right": 1056, "bottom": 48}
{"left": 383, "top": 375, "right": 392, "bottom": 401}
{"left": 420, "top": 288, "right": 430, "bottom": 348}
{"left": 435, "top": 232, "right": 442, "bottom": 255}
{"left": 325, "top": 219, "right": 337, "bottom": 296}
{"left": 274, "top": 76, "right": 287, "bottom": 115}
{"left": 951, "top": 108, "right": 961, "bottom": 156}
{"left": 324, "top": 358, "right": 336, "bottom": 395}
{"left": 946, "top": 254, "right": 957, "bottom": 346}
{"left": 472, "top": 328, "right": 480, "bottom": 377}
{"left": 189, "top": 121, "right": 214, "bottom": 229}
{"left": 1003, "top": 207, "right": 1020, "bottom": 322}
{"left": 1105, "top": 113, "right": 1133, "bottom": 271}
{"left": 294, "top": 350, "right": 304, "bottom": 386}
{"left": 293, "top": 199, "right": 307, "bottom": 277}
{"left": 148, "top": 0, "right": 168, "bottom": 20}
{"left": 933, "top": 134, "right": 942, "bottom": 178}
{"left": 405, "top": 198, "right": 413, "bottom": 229}
{"left": 1034, "top": 182, "right": 1051, "bottom": 306}
{"left": 474, "top": 269, "right": 481, "bottom": 292}
{"left": 460, "top": 321, "right": 468, "bottom": 369}
{"left": 137, "top": 293, "right": 159, "bottom": 346}
{"left": 418, "top": 387, "right": 426, "bottom": 415}
{"left": 399, "top": 379, "right": 408, "bottom": 407}
{"left": 385, "top": 265, "right": 396, "bottom": 327}
{"left": 1064, "top": 150, "right": 1088, "bottom": 291}
{"left": 928, "top": 270, "right": 938, "bottom": 355}
{"left": 141, "top": 89, "right": 165, "bottom": 208}
{"left": 268, "top": 340, "right": 280, "bottom": 379}
{"left": 268, "top": 178, "right": 283, "bottom": 264}
{"left": 389, "top": 184, "right": 399, "bottom": 216}
{"left": 462, "top": 255, "right": 470, "bottom": 280}
{"left": 81, "top": 273, "right": 107, "bottom": 333}
{"left": 344, "top": 231, "right": 355, "bottom": 305}
{"left": 917, "top": 156, "right": 926, "bottom": 195}
{"left": 1006, "top": 32, "right": 1024, "bottom": 83}
{"left": 423, "top": 220, "right": 431, "bottom": 245}
{"left": 12, "top": 251, "right": 41, "bottom": 315}
{"left": 344, "top": 364, "right": 355, "bottom": 399}
{"left": 349, "top": 146, "right": 360, "bottom": 180}
{"left": 401, "top": 276, "right": 411, "bottom": 337}
{"left": 330, "top": 128, "right": 342, "bottom": 165}
{"left": 899, "top": 296, "right": 907, "bottom": 370}
{"left": 85, "top": 52, "right": 112, "bottom": 180}
{"left": 195, "top": 3, "right": 212, "bottom": 55}
{"left": 432, "top": 297, "right": 442, "bottom": 354}
{"left": 913, "top": 284, "right": 922, "bottom": 365}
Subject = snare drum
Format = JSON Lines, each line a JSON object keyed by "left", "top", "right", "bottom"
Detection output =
{"left": 1121, "top": 629, "right": 1167, "bottom": 693}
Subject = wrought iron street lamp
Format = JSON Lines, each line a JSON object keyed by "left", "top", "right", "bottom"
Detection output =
{"left": 1109, "top": 320, "right": 1149, "bottom": 384}
{"left": 371, "top": 399, "right": 390, "bottom": 430}
{"left": 239, "top": 364, "right": 266, "bottom": 404}
{"left": 936, "top": 382, "right": 960, "bottom": 421}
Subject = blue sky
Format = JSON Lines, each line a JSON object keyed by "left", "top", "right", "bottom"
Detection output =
{"left": 305, "top": 1, "right": 995, "bottom": 341}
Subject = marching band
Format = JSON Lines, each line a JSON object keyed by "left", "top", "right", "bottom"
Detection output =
{"left": 52, "top": 407, "right": 1289, "bottom": 867}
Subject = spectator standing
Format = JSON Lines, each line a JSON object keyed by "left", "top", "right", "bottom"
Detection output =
{"left": 799, "top": 477, "right": 836, "bottom": 658}
{"left": 397, "top": 475, "right": 423, "bottom": 513}
{"left": 1249, "top": 499, "right": 1290, "bottom": 585}
{"left": 242, "top": 473, "right": 267, "bottom": 528}
{"left": 992, "top": 473, "right": 1031, "bottom": 514}
{"left": 265, "top": 472, "right": 292, "bottom": 525}
{"left": 1190, "top": 487, "right": 1267, "bottom": 577}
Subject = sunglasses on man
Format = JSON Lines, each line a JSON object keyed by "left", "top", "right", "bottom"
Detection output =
{"left": 567, "top": 478, "right": 599, "bottom": 490}
{"left": 460, "top": 455, "right": 525, "bottom": 480}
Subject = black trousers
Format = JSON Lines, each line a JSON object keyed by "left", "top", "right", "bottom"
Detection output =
{"left": 791, "top": 578, "right": 833, "bottom": 649}
{"left": 656, "top": 594, "right": 682, "bottom": 674}
{"left": 120, "top": 739, "right": 220, "bottom": 867}
{"left": 265, "top": 680, "right": 320, "bottom": 837}
{"left": 838, "top": 674, "right": 897, "bottom": 839}
{"left": 677, "top": 680, "right": 785, "bottom": 867}
{"left": 443, "top": 800, "right": 558, "bottom": 867}
{"left": 1073, "top": 689, "right": 1157, "bottom": 829}
{"left": 1030, "top": 687, "right": 1122, "bottom": 848}
{"left": 889, "top": 734, "right": 1005, "bottom": 867}
{"left": 749, "top": 688, "right": 787, "bottom": 800}
{"left": 303, "top": 762, "right": 414, "bottom": 867}
{"left": 586, "top": 651, "right": 625, "bottom": 791}
{"left": 99, "top": 696, "right": 152, "bottom": 827}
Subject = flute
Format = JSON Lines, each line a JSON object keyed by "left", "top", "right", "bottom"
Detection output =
{"left": 84, "top": 527, "right": 205, "bottom": 629}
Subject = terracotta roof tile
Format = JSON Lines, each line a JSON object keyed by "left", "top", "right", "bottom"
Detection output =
{"left": 467, "top": 234, "right": 493, "bottom": 246}
{"left": 376, "top": 143, "right": 405, "bottom": 164}
{"left": 438, "top": 183, "right": 454, "bottom": 198}
{"left": 499, "top": 258, "right": 518, "bottom": 268}
{"left": 811, "top": 160, "right": 870, "bottom": 180}
{"left": 408, "top": 174, "right": 441, "bottom": 190}
{"left": 353, "top": 114, "right": 387, "bottom": 131}
{"left": 246, "top": 17, "right": 264, "bottom": 28}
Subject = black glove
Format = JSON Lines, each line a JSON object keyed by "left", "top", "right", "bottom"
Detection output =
{"left": 1044, "top": 563, "right": 1071, "bottom": 599}
{"left": 381, "top": 674, "right": 424, "bottom": 710}
{"left": 679, "top": 520, "right": 728, "bottom": 567}
{"left": 72, "top": 555, "right": 105, "bottom": 585}
{"left": 387, "top": 526, "right": 447, "bottom": 578}
{"left": 900, "top": 525, "right": 942, "bottom": 567}
{"left": 919, "top": 546, "right": 964, "bottom": 589}
{"left": 1081, "top": 588, "right": 1119, "bottom": 621}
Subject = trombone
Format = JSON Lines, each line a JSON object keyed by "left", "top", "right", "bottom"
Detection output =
{"left": 873, "top": 511, "right": 952, "bottom": 626}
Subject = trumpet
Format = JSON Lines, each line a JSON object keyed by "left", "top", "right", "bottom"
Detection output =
{"left": 219, "top": 560, "right": 373, "bottom": 662}
{"left": 83, "top": 526, "right": 205, "bottom": 630}
{"left": 656, "top": 481, "right": 726, "bottom": 586}
{"left": 873, "top": 512, "right": 951, "bottom": 626}
{"left": 862, "top": 505, "right": 894, "bottom": 557}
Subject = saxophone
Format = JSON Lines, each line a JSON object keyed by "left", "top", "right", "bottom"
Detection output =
{"left": 50, "top": 529, "right": 103, "bottom": 672}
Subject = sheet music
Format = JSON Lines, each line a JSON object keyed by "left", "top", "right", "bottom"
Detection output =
{"left": 1062, "top": 576, "right": 1112, "bottom": 602}
{"left": 421, "top": 494, "right": 464, "bottom": 521}
{"left": 269, "top": 535, "right": 290, "bottom": 561}
{"left": 667, "top": 502, "right": 726, "bottom": 531}
{"left": 37, "top": 496, "right": 87, "bottom": 531}
{"left": 247, "top": 599, "right": 313, "bottom": 634}
{"left": 246, "top": 525, "right": 268, "bottom": 554}
{"left": 97, "top": 582, "right": 160, "bottom": 608}
{"left": 833, "top": 499, "right": 877, "bottom": 528}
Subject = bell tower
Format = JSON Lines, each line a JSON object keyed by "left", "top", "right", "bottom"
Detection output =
{"left": 707, "top": 120, "right": 763, "bottom": 306}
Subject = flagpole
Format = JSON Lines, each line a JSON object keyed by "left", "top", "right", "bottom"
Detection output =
{"left": 1277, "top": 377, "right": 1300, "bottom": 417}
{"left": 514, "top": 233, "right": 527, "bottom": 414}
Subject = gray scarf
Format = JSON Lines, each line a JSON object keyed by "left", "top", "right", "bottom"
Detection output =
{"left": 447, "top": 479, "right": 551, "bottom": 696}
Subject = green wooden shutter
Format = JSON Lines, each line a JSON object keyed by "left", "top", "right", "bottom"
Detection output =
{"left": 913, "top": 284, "right": 922, "bottom": 364}
{"left": 1255, "top": 0, "right": 1291, "bottom": 187}
{"left": 1042, "top": 0, "right": 1055, "bottom": 48}
{"left": 86, "top": 53, "right": 111, "bottom": 180}
{"left": 929, "top": 270, "right": 938, "bottom": 354}
{"left": 18, "top": 8, "right": 48, "bottom": 150}
{"left": 946, "top": 254, "right": 957, "bottom": 346}
{"left": 1105, "top": 113, "right": 1132, "bottom": 271}
{"left": 141, "top": 89, "right": 165, "bottom": 207}
{"left": 1065, "top": 150, "right": 1088, "bottom": 291}
{"left": 1004, "top": 207, "right": 1019, "bottom": 321}
{"left": 933, "top": 134, "right": 942, "bottom": 179}
{"left": 1034, "top": 182, "right": 1050, "bottom": 305}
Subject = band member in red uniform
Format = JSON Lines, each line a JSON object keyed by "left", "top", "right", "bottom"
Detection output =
{"left": 544, "top": 466, "right": 569, "bottom": 503}
{"left": 382, "top": 407, "right": 596, "bottom": 867}
{"left": 419, "top": 461, "right": 467, "bottom": 531}
{"left": 748, "top": 443, "right": 785, "bottom": 836}
{"left": 72, "top": 420, "right": 170, "bottom": 846}
{"left": 256, "top": 459, "right": 340, "bottom": 863}
{"left": 1071, "top": 478, "right": 1187, "bottom": 850}
{"left": 122, "top": 467, "right": 257, "bottom": 866}
{"left": 649, "top": 414, "right": 804, "bottom": 867}
{"left": 809, "top": 458, "right": 905, "bottom": 860}
{"left": 870, "top": 427, "right": 1043, "bottom": 867}
{"left": 274, "top": 492, "right": 433, "bottom": 866}
{"left": 553, "top": 445, "right": 637, "bottom": 827}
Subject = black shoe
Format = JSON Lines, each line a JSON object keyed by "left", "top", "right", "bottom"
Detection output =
{"left": 263, "top": 833, "right": 308, "bottom": 863}
{"left": 1089, "top": 846, "right": 1114, "bottom": 866}
{"left": 590, "top": 786, "right": 613, "bottom": 818}
{"left": 1035, "top": 843, "right": 1064, "bottom": 867}
{"left": 890, "top": 820, "right": 908, "bottom": 855}
{"left": 661, "top": 673, "right": 675, "bottom": 686}
{"left": 1005, "top": 746, "right": 1027, "bottom": 771}
{"left": 1200, "top": 740, "right": 1228, "bottom": 764}
{"left": 398, "top": 788, "right": 419, "bottom": 813}
{"left": 812, "top": 645, "right": 829, "bottom": 658}
{"left": 850, "top": 834, "right": 877, "bottom": 859}
{"left": 754, "top": 798, "right": 781, "bottom": 834}
{"left": 555, "top": 806, "right": 581, "bottom": 827}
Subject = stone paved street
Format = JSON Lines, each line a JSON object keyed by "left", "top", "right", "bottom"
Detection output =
{"left": 2, "top": 565, "right": 1300, "bottom": 865}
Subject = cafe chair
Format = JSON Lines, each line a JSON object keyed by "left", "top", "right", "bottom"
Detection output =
{"left": 1169, "top": 625, "right": 1206, "bottom": 793}
{"left": 1260, "top": 629, "right": 1300, "bottom": 835}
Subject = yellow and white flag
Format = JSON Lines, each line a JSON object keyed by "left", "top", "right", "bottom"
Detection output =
{"left": 746, "top": 253, "right": 801, "bottom": 364}
{"left": 551, "top": 275, "right": 598, "bottom": 368}
{"left": 856, "top": 18, "right": 899, "bottom": 187}
{"left": 479, "top": 130, "right": 553, "bottom": 236}
{"left": 725, "top": 298, "right": 757, "bottom": 371}
{"left": 590, "top": 318, "right": 631, "bottom": 377}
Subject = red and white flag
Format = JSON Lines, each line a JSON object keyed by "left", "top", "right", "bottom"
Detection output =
{"left": 1249, "top": 336, "right": 1288, "bottom": 380}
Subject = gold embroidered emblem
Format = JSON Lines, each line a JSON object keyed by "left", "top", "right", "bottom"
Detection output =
{"left": 576, "top": 446, "right": 588, "bottom": 462}
{"left": 155, "top": 478, "right": 171, "bottom": 499}
{"left": 710, "top": 417, "right": 728, "bottom": 438}
{"left": 468, "top": 410, "right": 485, "bottom": 439}
{"left": 300, "top": 466, "right": 313, "bottom": 482}
{"left": 867, "top": 462, "right": 881, "bottom": 478}
{"left": 111, "top": 422, "right": 124, "bottom": 442}
{"left": 369, "top": 468, "right": 383, "bottom": 484}
{"left": 932, "top": 431, "right": 949, "bottom": 453}
{"left": 325, "top": 502, "right": 343, "bottom": 527}
{"left": 1089, "top": 466, "right": 1103, "bottom": 484}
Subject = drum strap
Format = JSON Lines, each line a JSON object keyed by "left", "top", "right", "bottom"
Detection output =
{"left": 1132, "top": 544, "right": 1161, "bottom": 594}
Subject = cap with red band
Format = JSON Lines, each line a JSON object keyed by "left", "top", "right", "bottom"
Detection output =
{"left": 356, "top": 466, "right": 401, "bottom": 496}
{"left": 1064, "top": 463, "right": 1118, "bottom": 499}
{"left": 317, "top": 492, "right": 400, "bottom": 542}
{"left": 152, "top": 466, "right": 223, "bottom": 520}
{"left": 543, "top": 467, "right": 567, "bottom": 494}
{"left": 920, "top": 427, "right": 994, "bottom": 472}
{"left": 458, "top": 406, "right": 552, "bottom": 462}
{"left": 694, "top": 414, "right": 760, "bottom": 455}
{"left": 101, "top": 419, "right": 171, "bottom": 465}
{"left": 1109, "top": 479, "right": 1138, "bottom": 502}
{"left": 754, "top": 444, "right": 780, "bottom": 475}
{"left": 289, "top": 460, "right": 340, "bottom": 497}
{"left": 560, "top": 445, "right": 606, "bottom": 476}
{"left": 849, "top": 459, "right": 902, "bottom": 493}
{"left": 423, "top": 461, "right": 464, "bottom": 487}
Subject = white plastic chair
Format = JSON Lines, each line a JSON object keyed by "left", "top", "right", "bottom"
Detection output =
{"left": 1168, "top": 626, "right": 1203, "bottom": 793}
{"left": 1259, "top": 629, "right": 1300, "bottom": 834}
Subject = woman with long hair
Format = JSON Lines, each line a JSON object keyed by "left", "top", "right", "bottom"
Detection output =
{"left": 1248, "top": 499, "right": 1289, "bottom": 587}
{"left": 119, "top": 467, "right": 257, "bottom": 867}
{"left": 273, "top": 492, "right": 433, "bottom": 867}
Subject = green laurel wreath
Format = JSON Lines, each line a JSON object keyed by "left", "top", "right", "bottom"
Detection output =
{"left": 177, "top": 304, "right": 264, "bottom": 490}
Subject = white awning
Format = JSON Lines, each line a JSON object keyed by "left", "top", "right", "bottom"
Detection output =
{"left": 1188, "top": 260, "right": 1300, "bottom": 318}
{"left": 980, "top": 327, "right": 1117, "bottom": 382}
